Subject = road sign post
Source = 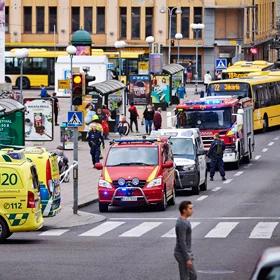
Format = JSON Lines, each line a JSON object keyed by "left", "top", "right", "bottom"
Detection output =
{"left": 67, "top": 111, "right": 83, "bottom": 214}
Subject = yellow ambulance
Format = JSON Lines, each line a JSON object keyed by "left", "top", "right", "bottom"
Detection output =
{"left": 0, "top": 152, "right": 43, "bottom": 240}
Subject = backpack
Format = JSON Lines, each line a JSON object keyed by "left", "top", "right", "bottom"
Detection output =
{"left": 215, "top": 141, "right": 223, "bottom": 156}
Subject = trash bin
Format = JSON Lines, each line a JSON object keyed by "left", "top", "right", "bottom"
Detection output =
{"left": 60, "top": 122, "right": 74, "bottom": 150}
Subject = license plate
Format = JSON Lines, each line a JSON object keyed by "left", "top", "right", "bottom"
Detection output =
{"left": 121, "top": 196, "right": 138, "bottom": 201}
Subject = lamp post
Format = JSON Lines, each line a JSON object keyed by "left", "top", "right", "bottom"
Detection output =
{"left": 175, "top": 33, "right": 183, "bottom": 63}
{"left": 15, "top": 48, "right": 29, "bottom": 103}
{"left": 160, "top": 6, "right": 182, "bottom": 65}
{"left": 66, "top": 45, "right": 78, "bottom": 215}
{"left": 191, "top": 23, "right": 205, "bottom": 94}
{"left": 114, "top": 40, "right": 127, "bottom": 115}
{"left": 145, "top": 36, "right": 155, "bottom": 53}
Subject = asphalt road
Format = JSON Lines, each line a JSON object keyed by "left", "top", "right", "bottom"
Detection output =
{"left": 1, "top": 128, "right": 280, "bottom": 280}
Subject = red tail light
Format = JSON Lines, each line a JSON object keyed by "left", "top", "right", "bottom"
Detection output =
{"left": 223, "top": 135, "right": 236, "bottom": 145}
{"left": 46, "top": 159, "right": 52, "bottom": 192}
{"left": 27, "top": 191, "right": 36, "bottom": 208}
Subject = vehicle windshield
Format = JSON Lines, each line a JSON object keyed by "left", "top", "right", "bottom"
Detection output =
{"left": 106, "top": 147, "right": 158, "bottom": 166}
{"left": 257, "top": 265, "right": 280, "bottom": 280}
{"left": 208, "top": 83, "right": 249, "bottom": 98}
{"left": 177, "top": 108, "right": 232, "bottom": 130}
{"left": 171, "top": 138, "right": 195, "bottom": 160}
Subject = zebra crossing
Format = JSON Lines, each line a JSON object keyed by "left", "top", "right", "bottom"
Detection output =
{"left": 33, "top": 220, "right": 280, "bottom": 240}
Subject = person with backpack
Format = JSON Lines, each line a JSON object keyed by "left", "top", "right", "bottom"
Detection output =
{"left": 128, "top": 102, "right": 139, "bottom": 133}
{"left": 207, "top": 133, "right": 226, "bottom": 181}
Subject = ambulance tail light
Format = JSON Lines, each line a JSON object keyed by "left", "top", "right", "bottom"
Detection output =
{"left": 46, "top": 159, "right": 52, "bottom": 193}
{"left": 27, "top": 191, "right": 36, "bottom": 208}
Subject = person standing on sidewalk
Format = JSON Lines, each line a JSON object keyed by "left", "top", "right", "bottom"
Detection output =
{"left": 174, "top": 201, "right": 197, "bottom": 280}
{"left": 52, "top": 92, "right": 60, "bottom": 126}
{"left": 176, "top": 83, "right": 186, "bottom": 102}
{"left": 203, "top": 71, "right": 212, "bottom": 91}
{"left": 128, "top": 102, "right": 139, "bottom": 133}
{"left": 207, "top": 133, "right": 226, "bottom": 181}
{"left": 87, "top": 123, "right": 105, "bottom": 167}
{"left": 143, "top": 104, "right": 155, "bottom": 134}
{"left": 153, "top": 107, "right": 162, "bottom": 131}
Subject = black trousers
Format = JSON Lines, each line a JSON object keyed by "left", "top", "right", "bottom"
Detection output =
{"left": 210, "top": 157, "right": 225, "bottom": 178}
{"left": 54, "top": 109, "right": 58, "bottom": 125}
{"left": 130, "top": 118, "right": 138, "bottom": 132}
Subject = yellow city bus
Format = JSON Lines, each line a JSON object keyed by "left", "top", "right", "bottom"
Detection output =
{"left": 5, "top": 49, "right": 67, "bottom": 88}
{"left": 208, "top": 75, "right": 280, "bottom": 131}
{"left": 222, "top": 60, "right": 274, "bottom": 79}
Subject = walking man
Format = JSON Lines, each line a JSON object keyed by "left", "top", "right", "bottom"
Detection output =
{"left": 203, "top": 71, "right": 212, "bottom": 91}
{"left": 174, "top": 201, "right": 197, "bottom": 280}
{"left": 128, "top": 102, "right": 139, "bottom": 133}
{"left": 87, "top": 123, "right": 105, "bottom": 168}
{"left": 208, "top": 133, "right": 226, "bottom": 181}
{"left": 153, "top": 107, "right": 162, "bottom": 130}
{"left": 143, "top": 104, "right": 155, "bottom": 134}
{"left": 52, "top": 92, "right": 59, "bottom": 126}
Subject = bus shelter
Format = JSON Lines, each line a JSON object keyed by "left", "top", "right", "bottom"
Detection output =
{"left": 0, "top": 98, "right": 25, "bottom": 147}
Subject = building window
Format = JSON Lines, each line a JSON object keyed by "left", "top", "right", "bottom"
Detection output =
{"left": 246, "top": 8, "right": 250, "bottom": 38}
{"left": 120, "top": 7, "right": 127, "bottom": 38}
{"left": 49, "top": 7, "right": 57, "bottom": 33}
{"left": 96, "top": 7, "right": 105, "bottom": 33}
{"left": 181, "top": 7, "right": 189, "bottom": 38}
{"left": 36, "top": 7, "right": 45, "bottom": 33}
{"left": 72, "top": 7, "right": 80, "bottom": 33}
{"left": 272, "top": 2, "right": 275, "bottom": 29}
{"left": 24, "top": 7, "right": 32, "bottom": 33}
{"left": 168, "top": 7, "right": 177, "bottom": 38}
{"left": 131, "top": 7, "right": 140, "bottom": 39}
{"left": 255, "top": 4, "right": 258, "bottom": 35}
{"left": 193, "top": 7, "right": 203, "bottom": 38}
{"left": 5, "top": 7, "right": 9, "bottom": 33}
{"left": 84, "top": 7, "right": 93, "bottom": 33}
{"left": 145, "top": 7, "right": 153, "bottom": 37}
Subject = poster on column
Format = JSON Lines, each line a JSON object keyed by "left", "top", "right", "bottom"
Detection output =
{"left": 24, "top": 98, "right": 54, "bottom": 141}
{"left": 129, "top": 75, "right": 150, "bottom": 105}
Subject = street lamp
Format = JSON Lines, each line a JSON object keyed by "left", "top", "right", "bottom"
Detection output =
{"left": 114, "top": 40, "right": 127, "bottom": 78}
{"left": 175, "top": 33, "right": 183, "bottom": 63}
{"left": 15, "top": 48, "right": 29, "bottom": 103}
{"left": 191, "top": 23, "right": 205, "bottom": 94}
{"left": 160, "top": 6, "right": 182, "bottom": 64}
{"left": 145, "top": 36, "right": 155, "bottom": 53}
{"left": 66, "top": 45, "right": 78, "bottom": 215}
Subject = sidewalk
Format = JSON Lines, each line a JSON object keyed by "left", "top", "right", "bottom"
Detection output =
{"left": 24, "top": 85, "right": 203, "bottom": 227}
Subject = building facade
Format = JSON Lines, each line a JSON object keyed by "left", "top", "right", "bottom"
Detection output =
{"left": 5, "top": 0, "right": 276, "bottom": 77}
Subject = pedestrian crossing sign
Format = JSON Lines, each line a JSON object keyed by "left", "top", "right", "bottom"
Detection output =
{"left": 67, "top": 111, "right": 83, "bottom": 127}
{"left": 215, "top": 58, "right": 227, "bottom": 70}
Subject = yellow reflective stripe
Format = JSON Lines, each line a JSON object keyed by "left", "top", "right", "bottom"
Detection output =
{"left": 147, "top": 166, "right": 159, "bottom": 183}
{"left": 104, "top": 167, "right": 112, "bottom": 183}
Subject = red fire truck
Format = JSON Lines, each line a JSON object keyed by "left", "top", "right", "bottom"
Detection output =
{"left": 175, "top": 96, "right": 255, "bottom": 169}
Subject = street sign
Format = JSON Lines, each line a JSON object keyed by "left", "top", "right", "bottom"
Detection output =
{"left": 58, "top": 79, "right": 70, "bottom": 90}
{"left": 215, "top": 59, "right": 227, "bottom": 70}
{"left": 67, "top": 111, "right": 83, "bottom": 127}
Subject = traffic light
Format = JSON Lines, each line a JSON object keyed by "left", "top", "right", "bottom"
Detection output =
{"left": 72, "top": 73, "right": 83, "bottom": 106}
{"left": 85, "top": 74, "right": 96, "bottom": 95}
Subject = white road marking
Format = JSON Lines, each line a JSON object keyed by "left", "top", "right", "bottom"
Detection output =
{"left": 120, "top": 222, "right": 162, "bottom": 237}
{"left": 197, "top": 195, "right": 208, "bottom": 201}
{"left": 268, "top": 141, "right": 274, "bottom": 146}
{"left": 40, "top": 229, "right": 69, "bottom": 236}
{"left": 79, "top": 221, "right": 125, "bottom": 237}
{"left": 223, "top": 179, "right": 233, "bottom": 184}
{"left": 110, "top": 217, "right": 280, "bottom": 221}
{"left": 254, "top": 155, "right": 261, "bottom": 160}
{"left": 273, "top": 137, "right": 279, "bottom": 141}
{"left": 262, "top": 148, "right": 268, "bottom": 152}
{"left": 244, "top": 163, "right": 253, "bottom": 169}
{"left": 249, "top": 222, "right": 278, "bottom": 239}
{"left": 205, "top": 222, "right": 239, "bottom": 238}
{"left": 234, "top": 171, "right": 244, "bottom": 177}
{"left": 161, "top": 222, "right": 201, "bottom": 238}
{"left": 212, "top": 187, "right": 221, "bottom": 192}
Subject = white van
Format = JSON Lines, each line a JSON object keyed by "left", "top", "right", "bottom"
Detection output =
{"left": 151, "top": 128, "right": 207, "bottom": 195}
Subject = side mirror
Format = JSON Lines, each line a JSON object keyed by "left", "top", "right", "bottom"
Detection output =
{"left": 163, "top": 160, "right": 174, "bottom": 169}
{"left": 197, "top": 149, "right": 206, "bottom": 156}
{"left": 95, "top": 162, "right": 103, "bottom": 170}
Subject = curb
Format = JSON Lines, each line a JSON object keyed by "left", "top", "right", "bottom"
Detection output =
{"left": 78, "top": 198, "right": 99, "bottom": 209}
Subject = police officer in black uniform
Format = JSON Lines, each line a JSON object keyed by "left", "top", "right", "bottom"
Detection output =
{"left": 87, "top": 123, "right": 105, "bottom": 167}
{"left": 208, "top": 133, "right": 226, "bottom": 181}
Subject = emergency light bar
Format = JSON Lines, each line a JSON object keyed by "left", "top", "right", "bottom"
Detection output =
{"left": 185, "top": 99, "right": 223, "bottom": 106}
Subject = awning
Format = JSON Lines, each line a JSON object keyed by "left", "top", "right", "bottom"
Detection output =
{"left": 90, "top": 80, "right": 125, "bottom": 96}
{"left": 162, "top": 64, "right": 185, "bottom": 75}
{"left": 0, "top": 99, "right": 25, "bottom": 115}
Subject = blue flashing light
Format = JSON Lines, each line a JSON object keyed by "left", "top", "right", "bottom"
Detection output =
{"left": 185, "top": 99, "right": 223, "bottom": 106}
{"left": 103, "top": 191, "right": 108, "bottom": 195}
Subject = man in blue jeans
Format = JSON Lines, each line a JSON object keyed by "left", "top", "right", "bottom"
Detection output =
{"left": 143, "top": 104, "right": 155, "bottom": 134}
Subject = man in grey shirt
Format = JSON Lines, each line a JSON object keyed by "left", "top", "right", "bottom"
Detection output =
{"left": 174, "top": 201, "right": 197, "bottom": 280}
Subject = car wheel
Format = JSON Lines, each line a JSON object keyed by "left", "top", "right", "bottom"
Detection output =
{"left": 168, "top": 187, "right": 176, "bottom": 206}
{"left": 16, "top": 77, "right": 30, "bottom": 89}
{"left": 0, "top": 217, "right": 11, "bottom": 240}
{"left": 158, "top": 190, "right": 167, "bottom": 211}
{"left": 192, "top": 174, "right": 200, "bottom": 195}
{"left": 200, "top": 171, "right": 208, "bottom": 191}
{"left": 99, "top": 202, "right": 109, "bottom": 213}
